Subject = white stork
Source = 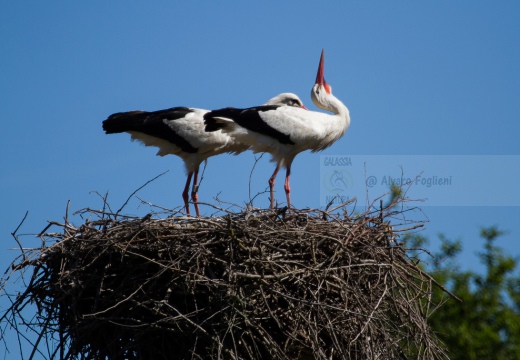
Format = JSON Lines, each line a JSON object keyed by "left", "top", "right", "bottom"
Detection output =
{"left": 102, "top": 93, "right": 305, "bottom": 216}
{"left": 204, "top": 50, "right": 350, "bottom": 209}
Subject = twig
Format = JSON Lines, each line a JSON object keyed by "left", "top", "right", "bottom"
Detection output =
{"left": 11, "top": 211, "right": 28, "bottom": 262}
{"left": 116, "top": 170, "right": 169, "bottom": 216}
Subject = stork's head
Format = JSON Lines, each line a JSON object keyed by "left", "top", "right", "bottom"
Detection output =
{"left": 265, "top": 93, "right": 307, "bottom": 109}
{"left": 311, "top": 49, "right": 333, "bottom": 109}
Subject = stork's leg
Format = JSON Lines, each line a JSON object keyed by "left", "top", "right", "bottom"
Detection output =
{"left": 191, "top": 167, "right": 201, "bottom": 217}
{"left": 268, "top": 163, "right": 282, "bottom": 209}
{"left": 284, "top": 165, "right": 292, "bottom": 209}
{"left": 182, "top": 172, "right": 194, "bottom": 216}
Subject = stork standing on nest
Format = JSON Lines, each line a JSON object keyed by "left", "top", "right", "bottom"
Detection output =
{"left": 204, "top": 50, "right": 350, "bottom": 209}
{"left": 102, "top": 93, "right": 305, "bottom": 217}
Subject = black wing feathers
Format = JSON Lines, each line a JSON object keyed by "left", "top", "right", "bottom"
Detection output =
{"left": 102, "top": 107, "right": 198, "bottom": 153}
{"left": 203, "top": 107, "right": 244, "bottom": 132}
{"left": 204, "top": 106, "right": 295, "bottom": 145}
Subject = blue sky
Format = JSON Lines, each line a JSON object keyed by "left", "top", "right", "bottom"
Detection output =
{"left": 1, "top": 1, "right": 519, "bottom": 357}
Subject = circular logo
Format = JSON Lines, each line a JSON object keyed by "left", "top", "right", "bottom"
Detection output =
{"left": 322, "top": 169, "right": 353, "bottom": 193}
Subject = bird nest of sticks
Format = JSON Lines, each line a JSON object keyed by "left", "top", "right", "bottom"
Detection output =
{"left": 2, "top": 200, "right": 450, "bottom": 360}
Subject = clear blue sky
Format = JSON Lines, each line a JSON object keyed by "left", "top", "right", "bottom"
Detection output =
{"left": 1, "top": 2, "right": 519, "bottom": 358}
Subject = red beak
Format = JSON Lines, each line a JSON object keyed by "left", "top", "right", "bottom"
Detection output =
{"left": 315, "top": 49, "right": 325, "bottom": 86}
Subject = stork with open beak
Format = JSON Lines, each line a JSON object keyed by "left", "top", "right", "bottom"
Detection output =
{"left": 102, "top": 93, "right": 305, "bottom": 216}
{"left": 204, "top": 50, "right": 350, "bottom": 209}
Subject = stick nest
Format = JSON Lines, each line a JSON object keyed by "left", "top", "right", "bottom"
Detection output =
{"left": 3, "top": 204, "right": 448, "bottom": 359}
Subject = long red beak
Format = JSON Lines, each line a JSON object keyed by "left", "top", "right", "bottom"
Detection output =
{"left": 315, "top": 49, "right": 325, "bottom": 86}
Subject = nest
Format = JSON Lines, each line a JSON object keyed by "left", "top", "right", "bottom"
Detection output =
{"left": 2, "top": 202, "right": 450, "bottom": 360}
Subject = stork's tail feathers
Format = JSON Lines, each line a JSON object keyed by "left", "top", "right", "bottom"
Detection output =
{"left": 204, "top": 107, "right": 243, "bottom": 133}
{"left": 102, "top": 111, "right": 146, "bottom": 134}
{"left": 204, "top": 117, "right": 233, "bottom": 132}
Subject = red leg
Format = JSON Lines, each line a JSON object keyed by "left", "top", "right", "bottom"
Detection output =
{"left": 191, "top": 167, "right": 200, "bottom": 217}
{"left": 284, "top": 165, "right": 292, "bottom": 208}
{"left": 268, "top": 163, "right": 282, "bottom": 209}
{"left": 182, "top": 172, "right": 193, "bottom": 216}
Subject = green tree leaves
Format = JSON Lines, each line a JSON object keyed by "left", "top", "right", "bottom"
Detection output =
{"left": 412, "top": 227, "right": 520, "bottom": 359}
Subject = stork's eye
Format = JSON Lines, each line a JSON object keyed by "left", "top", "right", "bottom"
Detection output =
{"left": 285, "top": 99, "right": 300, "bottom": 107}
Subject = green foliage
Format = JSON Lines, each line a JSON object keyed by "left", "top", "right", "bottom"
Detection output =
{"left": 384, "top": 180, "right": 404, "bottom": 208}
{"left": 409, "top": 226, "right": 520, "bottom": 359}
